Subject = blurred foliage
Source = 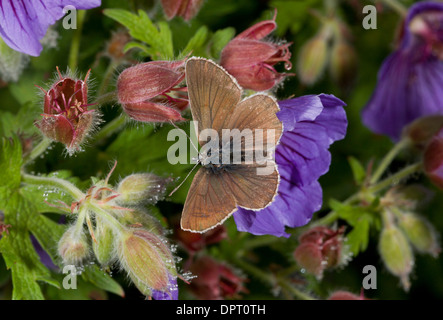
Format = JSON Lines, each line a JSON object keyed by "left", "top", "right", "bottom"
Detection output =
{"left": 0, "top": 0, "right": 442, "bottom": 300}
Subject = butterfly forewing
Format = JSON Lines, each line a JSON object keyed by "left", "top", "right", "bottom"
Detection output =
{"left": 181, "top": 57, "right": 283, "bottom": 233}
{"left": 185, "top": 57, "right": 242, "bottom": 144}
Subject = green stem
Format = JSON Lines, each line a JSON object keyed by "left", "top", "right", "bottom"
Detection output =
{"left": 88, "top": 202, "right": 126, "bottom": 234}
{"left": 370, "top": 139, "right": 410, "bottom": 184}
{"left": 230, "top": 255, "right": 315, "bottom": 300}
{"left": 367, "top": 162, "right": 423, "bottom": 194}
{"left": 91, "top": 114, "right": 127, "bottom": 144}
{"left": 378, "top": 0, "right": 408, "bottom": 17}
{"left": 23, "top": 137, "right": 52, "bottom": 165}
{"left": 22, "top": 173, "right": 85, "bottom": 201}
{"left": 68, "top": 10, "right": 86, "bottom": 71}
{"left": 98, "top": 60, "right": 120, "bottom": 96}
{"left": 73, "top": 207, "right": 88, "bottom": 237}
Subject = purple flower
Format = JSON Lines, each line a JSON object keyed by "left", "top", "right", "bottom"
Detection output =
{"left": 0, "top": 0, "right": 101, "bottom": 56}
{"left": 233, "top": 94, "right": 347, "bottom": 237}
{"left": 362, "top": 1, "right": 443, "bottom": 141}
{"left": 151, "top": 276, "right": 179, "bottom": 300}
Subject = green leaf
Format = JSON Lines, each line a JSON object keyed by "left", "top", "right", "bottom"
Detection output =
{"left": 180, "top": 26, "right": 209, "bottom": 58}
{"left": 347, "top": 156, "right": 366, "bottom": 186}
{"left": 346, "top": 216, "right": 371, "bottom": 256}
{"left": 81, "top": 265, "right": 125, "bottom": 297}
{"left": 104, "top": 9, "right": 174, "bottom": 60}
{"left": 0, "top": 136, "right": 23, "bottom": 198}
{"left": 210, "top": 27, "right": 235, "bottom": 59}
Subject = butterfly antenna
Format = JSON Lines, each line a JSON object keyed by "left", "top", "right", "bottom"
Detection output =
{"left": 168, "top": 120, "right": 200, "bottom": 155}
{"left": 168, "top": 161, "right": 200, "bottom": 197}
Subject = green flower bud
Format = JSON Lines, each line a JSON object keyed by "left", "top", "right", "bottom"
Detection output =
{"left": 58, "top": 225, "right": 89, "bottom": 266}
{"left": 297, "top": 32, "right": 329, "bottom": 86}
{"left": 116, "top": 173, "right": 169, "bottom": 205}
{"left": 117, "top": 229, "right": 177, "bottom": 295}
{"left": 329, "top": 40, "right": 357, "bottom": 89}
{"left": 117, "top": 208, "right": 164, "bottom": 236}
{"left": 92, "top": 217, "right": 116, "bottom": 266}
{"left": 398, "top": 212, "right": 440, "bottom": 257}
{"left": 379, "top": 225, "right": 414, "bottom": 291}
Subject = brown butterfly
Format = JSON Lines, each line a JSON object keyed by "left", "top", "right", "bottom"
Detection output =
{"left": 180, "top": 57, "right": 283, "bottom": 233}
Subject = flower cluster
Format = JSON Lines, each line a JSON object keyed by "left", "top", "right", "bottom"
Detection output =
{"left": 56, "top": 164, "right": 178, "bottom": 299}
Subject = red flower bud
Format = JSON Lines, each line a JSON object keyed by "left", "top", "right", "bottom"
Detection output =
{"left": 161, "top": 0, "right": 204, "bottom": 21}
{"left": 117, "top": 60, "right": 188, "bottom": 123}
{"left": 328, "top": 290, "right": 367, "bottom": 300}
{"left": 294, "top": 226, "right": 345, "bottom": 279}
{"left": 220, "top": 13, "right": 294, "bottom": 91}
{"left": 188, "top": 256, "right": 248, "bottom": 300}
{"left": 35, "top": 68, "right": 97, "bottom": 154}
{"left": 424, "top": 126, "right": 443, "bottom": 189}
{"left": 175, "top": 224, "right": 227, "bottom": 253}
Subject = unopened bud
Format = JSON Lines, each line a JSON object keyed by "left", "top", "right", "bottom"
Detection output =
{"left": 424, "top": 126, "right": 443, "bottom": 189}
{"left": 117, "top": 229, "right": 177, "bottom": 296}
{"left": 92, "top": 217, "right": 116, "bottom": 266}
{"left": 328, "top": 290, "right": 366, "bottom": 300}
{"left": 398, "top": 212, "right": 440, "bottom": 257}
{"left": 297, "top": 34, "right": 329, "bottom": 86}
{"left": 58, "top": 225, "right": 89, "bottom": 265}
{"left": 116, "top": 173, "right": 170, "bottom": 205}
{"left": 161, "top": 0, "right": 204, "bottom": 21}
{"left": 117, "top": 208, "right": 165, "bottom": 236}
{"left": 402, "top": 115, "right": 443, "bottom": 149}
{"left": 329, "top": 41, "right": 357, "bottom": 89}
{"left": 379, "top": 225, "right": 414, "bottom": 291}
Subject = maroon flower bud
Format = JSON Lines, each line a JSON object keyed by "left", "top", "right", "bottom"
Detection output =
{"left": 188, "top": 256, "right": 248, "bottom": 300}
{"left": 328, "top": 290, "right": 367, "bottom": 300}
{"left": 294, "top": 226, "right": 345, "bottom": 279}
{"left": 117, "top": 60, "right": 188, "bottom": 123}
{"left": 161, "top": 0, "right": 204, "bottom": 21}
{"left": 220, "top": 13, "right": 294, "bottom": 91}
{"left": 175, "top": 224, "right": 227, "bottom": 253}
{"left": 35, "top": 68, "right": 97, "bottom": 154}
{"left": 424, "top": 126, "right": 443, "bottom": 189}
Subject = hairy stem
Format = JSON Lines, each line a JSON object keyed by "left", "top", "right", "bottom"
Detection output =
{"left": 22, "top": 173, "right": 85, "bottom": 201}
{"left": 370, "top": 139, "right": 410, "bottom": 184}
{"left": 23, "top": 137, "right": 52, "bottom": 165}
{"left": 68, "top": 10, "right": 87, "bottom": 71}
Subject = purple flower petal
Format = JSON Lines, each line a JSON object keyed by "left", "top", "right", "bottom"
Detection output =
{"left": 0, "top": 0, "right": 101, "bottom": 56}
{"left": 151, "top": 275, "right": 179, "bottom": 300}
{"left": 361, "top": 1, "right": 443, "bottom": 141}
{"left": 233, "top": 94, "right": 347, "bottom": 237}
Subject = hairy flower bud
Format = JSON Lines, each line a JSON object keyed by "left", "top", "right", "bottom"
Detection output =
{"left": 116, "top": 173, "right": 169, "bottom": 205}
{"left": 379, "top": 224, "right": 414, "bottom": 291}
{"left": 92, "top": 217, "right": 116, "bottom": 266}
{"left": 117, "top": 229, "right": 177, "bottom": 297}
{"left": 220, "top": 14, "right": 293, "bottom": 91}
{"left": 297, "top": 34, "right": 329, "bottom": 86}
{"left": 398, "top": 212, "right": 440, "bottom": 257}
{"left": 402, "top": 115, "right": 443, "bottom": 149}
{"left": 328, "top": 290, "right": 366, "bottom": 300}
{"left": 188, "top": 256, "right": 248, "bottom": 300}
{"left": 424, "top": 126, "right": 443, "bottom": 189}
{"left": 294, "top": 226, "right": 345, "bottom": 279}
{"left": 58, "top": 225, "right": 89, "bottom": 265}
{"left": 329, "top": 40, "right": 357, "bottom": 89}
{"left": 117, "top": 60, "right": 187, "bottom": 123}
{"left": 35, "top": 68, "right": 98, "bottom": 155}
{"left": 161, "top": 0, "right": 204, "bottom": 21}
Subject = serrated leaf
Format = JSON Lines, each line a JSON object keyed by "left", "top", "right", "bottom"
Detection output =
{"left": 346, "top": 216, "right": 371, "bottom": 256}
{"left": 104, "top": 9, "right": 174, "bottom": 60}
{"left": 348, "top": 156, "right": 366, "bottom": 185}
{"left": 0, "top": 135, "right": 23, "bottom": 196}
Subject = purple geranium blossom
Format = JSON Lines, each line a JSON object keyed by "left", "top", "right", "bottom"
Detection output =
{"left": 151, "top": 275, "right": 179, "bottom": 300}
{"left": 0, "top": 0, "right": 101, "bottom": 56}
{"left": 362, "top": 1, "right": 443, "bottom": 141}
{"left": 233, "top": 94, "right": 347, "bottom": 237}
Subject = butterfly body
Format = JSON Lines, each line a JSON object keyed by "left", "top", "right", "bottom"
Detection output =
{"left": 180, "top": 57, "right": 283, "bottom": 233}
